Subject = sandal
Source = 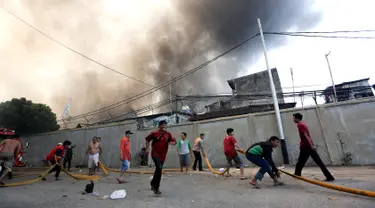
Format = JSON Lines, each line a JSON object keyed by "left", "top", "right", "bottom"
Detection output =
{"left": 116, "top": 178, "right": 126, "bottom": 184}
{"left": 240, "top": 177, "right": 247, "bottom": 180}
{"left": 250, "top": 180, "right": 261, "bottom": 189}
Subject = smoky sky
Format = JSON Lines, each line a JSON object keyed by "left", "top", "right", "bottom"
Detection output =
{"left": 0, "top": 0, "right": 322, "bottom": 124}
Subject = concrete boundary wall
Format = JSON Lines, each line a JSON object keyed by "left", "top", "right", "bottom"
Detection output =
{"left": 22, "top": 98, "right": 375, "bottom": 168}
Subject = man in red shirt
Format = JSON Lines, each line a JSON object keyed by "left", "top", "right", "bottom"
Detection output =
{"left": 224, "top": 128, "right": 246, "bottom": 180}
{"left": 116, "top": 130, "right": 133, "bottom": 184}
{"left": 41, "top": 140, "right": 71, "bottom": 181}
{"left": 293, "top": 113, "right": 335, "bottom": 181}
{"left": 145, "top": 120, "right": 176, "bottom": 195}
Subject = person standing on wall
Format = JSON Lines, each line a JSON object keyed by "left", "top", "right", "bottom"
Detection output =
{"left": 145, "top": 120, "right": 176, "bottom": 195}
{"left": 293, "top": 113, "right": 335, "bottom": 181}
{"left": 42, "top": 140, "right": 72, "bottom": 181}
{"left": 117, "top": 130, "right": 133, "bottom": 184}
{"left": 177, "top": 132, "right": 193, "bottom": 174}
{"left": 63, "top": 144, "right": 76, "bottom": 171}
{"left": 224, "top": 128, "right": 246, "bottom": 180}
{"left": 192, "top": 133, "right": 206, "bottom": 171}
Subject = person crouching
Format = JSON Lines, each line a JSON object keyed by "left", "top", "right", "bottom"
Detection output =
{"left": 246, "top": 136, "right": 283, "bottom": 188}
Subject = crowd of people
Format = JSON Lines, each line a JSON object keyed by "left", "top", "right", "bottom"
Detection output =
{"left": 0, "top": 112, "right": 335, "bottom": 194}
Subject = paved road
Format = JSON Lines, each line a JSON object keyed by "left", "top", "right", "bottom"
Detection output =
{"left": 1, "top": 168, "right": 374, "bottom": 208}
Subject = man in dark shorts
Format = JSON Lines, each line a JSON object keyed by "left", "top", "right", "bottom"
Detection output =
{"left": 0, "top": 137, "right": 21, "bottom": 185}
{"left": 145, "top": 120, "right": 176, "bottom": 195}
{"left": 293, "top": 113, "right": 335, "bottom": 181}
{"left": 223, "top": 128, "right": 246, "bottom": 180}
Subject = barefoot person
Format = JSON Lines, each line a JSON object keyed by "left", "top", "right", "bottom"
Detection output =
{"left": 117, "top": 130, "right": 133, "bottom": 184}
{"left": 87, "top": 137, "right": 101, "bottom": 175}
{"left": 192, "top": 133, "right": 206, "bottom": 171}
{"left": 246, "top": 136, "right": 283, "bottom": 188}
{"left": 95, "top": 137, "right": 102, "bottom": 173}
{"left": 42, "top": 140, "right": 71, "bottom": 181}
{"left": 145, "top": 120, "right": 176, "bottom": 195}
{"left": 293, "top": 113, "right": 335, "bottom": 181}
{"left": 177, "top": 132, "right": 192, "bottom": 174}
{"left": 224, "top": 128, "right": 246, "bottom": 180}
{"left": 0, "top": 137, "right": 21, "bottom": 185}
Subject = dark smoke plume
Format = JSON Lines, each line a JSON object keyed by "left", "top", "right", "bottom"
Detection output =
{"left": 0, "top": 0, "right": 321, "bottom": 123}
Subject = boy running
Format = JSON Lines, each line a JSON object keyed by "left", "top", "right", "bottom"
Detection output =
{"left": 177, "top": 132, "right": 192, "bottom": 174}
{"left": 145, "top": 120, "right": 176, "bottom": 195}
{"left": 224, "top": 128, "right": 246, "bottom": 180}
{"left": 246, "top": 136, "right": 283, "bottom": 188}
{"left": 117, "top": 130, "right": 133, "bottom": 184}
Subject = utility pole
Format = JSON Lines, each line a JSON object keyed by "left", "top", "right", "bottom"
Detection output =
{"left": 290, "top": 68, "right": 295, "bottom": 102}
{"left": 325, "top": 51, "right": 337, "bottom": 103}
{"left": 257, "top": 18, "right": 289, "bottom": 164}
{"left": 165, "top": 70, "right": 173, "bottom": 116}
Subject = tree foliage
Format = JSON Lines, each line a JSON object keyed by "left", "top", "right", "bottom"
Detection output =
{"left": 0, "top": 97, "right": 60, "bottom": 134}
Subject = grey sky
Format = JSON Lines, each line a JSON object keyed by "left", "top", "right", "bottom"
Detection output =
{"left": 0, "top": 0, "right": 374, "bottom": 117}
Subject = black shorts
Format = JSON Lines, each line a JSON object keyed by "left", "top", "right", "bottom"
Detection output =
{"left": 226, "top": 155, "right": 244, "bottom": 168}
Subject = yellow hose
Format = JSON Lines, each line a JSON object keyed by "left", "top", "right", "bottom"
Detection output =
{"left": 61, "top": 167, "right": 101, "bottom": 181}
{"left": 99, "top": 161, "right": 157, "bottom": 174}
{"left": 98, "top": 153, "right": 196, "bottom": 175}
{"left": 204, "top": 155, "right": 229, "bottom": 175}
{"left": 0, "top": 165, "right": 56, "bottom": 187}
{"left": 279, "top": 169, "right": 375, "bottom": 198}
{"left": 236, "top": 149, "right": 375, "bottom": 198}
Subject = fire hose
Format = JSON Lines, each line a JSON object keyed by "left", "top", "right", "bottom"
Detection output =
{"left": 0, "top": 165, "right": 100, "bottom": 187}
{"left": 203, "top": 149, "right": 375, "bottom": 198}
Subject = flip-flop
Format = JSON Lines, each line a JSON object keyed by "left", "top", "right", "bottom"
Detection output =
{"left": 240, "top": 177, "right": 247, "bottom": 180}
{"left": 249, "top": 181, "right": 261, "bottom": 189}
{"left": 116, "top": 178, "right": 126, "bottom": 184}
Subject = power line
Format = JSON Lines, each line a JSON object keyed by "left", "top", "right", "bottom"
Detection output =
{"left": 57, "top": 33, "right": 261, "bottom": 121}
{"left": 3, "top": 4, "right": 375, "bottom": 119}
{"left": 0, "top": 5, "right": 172, "bottom": 95}
{"left": 277, "top": 30, "right": 375, "bottom": 34}
{"left": 266, "top": 32, "right": 375, "bottom": 39}
{"left": 89, "top": 85, "right": 375, "bottom": 126}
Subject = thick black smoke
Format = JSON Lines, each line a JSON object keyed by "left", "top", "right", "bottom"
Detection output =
{"left": 1, "top": 0, "right": 322, "bottom": 123}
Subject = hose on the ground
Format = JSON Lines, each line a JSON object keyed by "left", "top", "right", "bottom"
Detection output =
{"left": 0, "top": 165, "right": 56, "bottom": 187}
{"left": 235, "top": 149, "right": 375, "bottom": 198}
{"left": 0, "top": 164, "right": 100, "bottom": 187}
{"left": 279, "top": 169, "right": 375, "bottom": 198}
{"left": 99, "top": 153, "right": 196, "bottom": 174}
{"left": 204, "top": 155, "right": 229, "bottom": 175}
{"left": 61, "top": 167, "right": 101, "bottom": 181}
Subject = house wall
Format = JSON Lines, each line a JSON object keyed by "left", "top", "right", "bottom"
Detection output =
{"left": 22, "top": 98, "right": 375, "bottom": 168}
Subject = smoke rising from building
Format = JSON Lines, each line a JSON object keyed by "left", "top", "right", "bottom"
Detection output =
{"left": 0, "top": 0, "right": 321, "bottom": 120}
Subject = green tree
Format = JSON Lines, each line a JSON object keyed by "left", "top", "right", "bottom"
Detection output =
{"left": 0, "top": 97, "right": 60, "bottom": 134}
